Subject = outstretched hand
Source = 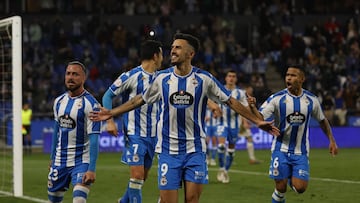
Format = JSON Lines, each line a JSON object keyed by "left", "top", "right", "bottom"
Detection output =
{"left": 257, "top": 120, "right": 280, "bottom": 136}
{"left": 90, "top": 107, "right": 113, "bottom": 121}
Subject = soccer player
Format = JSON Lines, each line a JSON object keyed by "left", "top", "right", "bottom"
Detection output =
{"left": 216, "top": 70, "right": 248, "bottom": 184}
{"left": 90, "top": 33, "right": 279, "bottom": 203}
{"left": 205, "top": 106, "right": 218, "bottom": 166}
{"left": 247, "top": 65, "right": 338, "bottom": 203}
{"left": 102, "top": 40, "right": 163, "bottom": 203}
{"left": 240, "top": 85, "right": 262, "bottom": 164}
{"left": 47, "top": 61, "right": 101, "bottom": 203}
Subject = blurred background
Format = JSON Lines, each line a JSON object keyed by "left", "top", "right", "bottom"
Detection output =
{"left": 1, "top": 0, "right": 360, "bottom": 150}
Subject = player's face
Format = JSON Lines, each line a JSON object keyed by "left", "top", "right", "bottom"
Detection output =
{"left": 285, "top": 67, "right": 305, "bottom": 94}
{"left": 170, "top": 39, "right": 193, "bottom": 66}
{"left": 65, "top": 64, "right": 86, "bottom": 94}
{"left": 225, "top": 72, "right": 237, "bottom": 86}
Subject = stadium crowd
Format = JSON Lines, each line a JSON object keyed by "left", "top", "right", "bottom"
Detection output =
{"left": 13, "top": 0, "right": 360, "bottom": 125}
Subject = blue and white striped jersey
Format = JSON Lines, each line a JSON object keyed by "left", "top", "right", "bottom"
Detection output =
{"left": 205, "top": 107, "right": 218, "bottom": 127}
{"left": 218, "top": 87, "right": 248, "bottom": 129}
{"left": 53, "top": 90, "right": 101, "bottom": 167}
{"left": 142, "top": 66, "right": 231, "bottom": 155}
{"left": 259, "top": 88, "right": 325, "bottom": 156}
{"left": 109, "top": 66, "right": 158, "bottom": 137}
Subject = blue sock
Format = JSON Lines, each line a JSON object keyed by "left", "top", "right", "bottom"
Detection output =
{"left": 120, "top": 187, "right": 129, "bottom": 203}
{"left": 211, "top": 148, "right": 217, "bottom": 160}
{"left": 225, "top": 148, "right": 235, "bottom": 171}
{"left": 272, "top": 189, "right": 285, "bottom": 203}
{"left": 217, "top": 144, "right": 225, "bottom": 168}
{"left": 128, "top": 178, "right": 144, "bottom": 203}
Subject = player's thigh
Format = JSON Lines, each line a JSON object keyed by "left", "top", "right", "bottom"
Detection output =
{"left": 183, "top": 152, "right": 208, "bottom": 184}
{"left": 48, "top": 165, "right": 72, "bottom": 192}
{"left": 215, "top": 126, "right": 227, "bottom": 144}
{"left": 184, "top": 181, "right": 203, "bottom": 202}
{"left": 159, "top": 190, "right": 178, "bottom": 203}
{"left": 71, "top": 163, "right": 90, "bottom": 186}
{"left": 158, "top": 153, "right": 183, "bottom": 190}
{"left": 269, "top": 151, "right": 291, "bottom": 180}
{"left": 124, "top": 136, "right": 148, "bottom": 166}
{"left": 227, "top": 128, "right": 239, "bottom": 145}
{"left": 290, "top": 154, "right": 309, "bottom": 183}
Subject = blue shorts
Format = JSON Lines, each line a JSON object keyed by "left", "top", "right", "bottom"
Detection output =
{"left": 205, "top": 126, "right": 217, "bottom": 138}
{"left": 121, "top": 135, "right": 157, "bottom": 169}
{"left": 157, "top": 152, "right": 208, "bottom": 190}
{"left": 269, "top": 151, "right": 310, "bottom": 181}
{"left": 215, "top": 125, "right": 239, "bottom": 145}
{"left": 47, "top": 163, "right": 89, "bottom": 192}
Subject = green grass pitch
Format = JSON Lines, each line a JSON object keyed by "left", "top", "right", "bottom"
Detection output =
{"left": 1, "top": 148, "right": 360, "bottom": 203}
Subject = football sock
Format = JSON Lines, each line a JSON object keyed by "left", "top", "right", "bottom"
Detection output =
{"left": 128, "top": 178, "right": 144, "bottom": 203}
{"left": 225, "top": 148, "right": 235, "bottom": 171}
{"left": 217, "top": 144, "right": 226, "bottom": 168}
{"left": 272, "top": 189, "right": 285, "bottom": 203}
{"left": 73, "top": 185, "right": 89, "bottom": 203}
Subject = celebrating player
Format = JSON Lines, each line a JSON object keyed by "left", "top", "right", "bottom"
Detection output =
{"left": 102, "top": 40, "right": 163, "bottom": 203}
{"left": 90, "top": 33, "right": 279, "bottom": 203}
{"left": 247, "top": 65, "right": 338, "bottom": 203}
{"left": 47, "top": 61, "right": 101, "bottom": 203}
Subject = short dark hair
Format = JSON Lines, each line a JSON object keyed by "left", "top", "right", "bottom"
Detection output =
{"left": 287, "top": 64, "right": 305, "bottom": 74}
{"left": 68, "top": 61, "right": 87, "bottom": 74}
{"left": 140, "top": 40, "right": 163, "bottom": 61}
{"left": 173, "top": 33, "right": 200, "bottom": 52}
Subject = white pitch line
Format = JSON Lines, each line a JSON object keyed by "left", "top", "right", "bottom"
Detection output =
{"left": 0, "top": 191, "right": 47, "bottom": 203}
{"left": 208, "top": 168, "right": 360, "bottom": 184}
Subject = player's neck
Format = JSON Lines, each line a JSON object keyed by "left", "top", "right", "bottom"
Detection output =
{"left": 69, "top": 87, "right": 85, "bottom": 97}
{"left": 288, "top": 87, "right": 302, "bottom": 96}
{"left": 226, "top": 84, "right": 236, "bottom": 90}
{"left": 141, "top": 60, "right": 156, "bottom": 73}
{"left": 174, "top": 63, "right": 192, "bottom": 76}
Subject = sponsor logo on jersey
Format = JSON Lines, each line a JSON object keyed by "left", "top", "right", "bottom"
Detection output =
{"left": 59, "top": 115, "right": 76, "bottom": 129}
{"left": 170, "top": 90, "right": 194, "bottom": 108}
{"left": 286, "top": 112, "right": 305, "bottom": 126}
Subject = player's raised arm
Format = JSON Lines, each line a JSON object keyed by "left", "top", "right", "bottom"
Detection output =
{"left": 226, "top": 97, "right": 279, "bottom": 136}
{"left": 90, "top": 94, "right": 145, "bottom": 121}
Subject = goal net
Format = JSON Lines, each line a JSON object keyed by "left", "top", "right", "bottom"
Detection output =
{"left": 0, "top": 16, "right": 22, "bottom": 197}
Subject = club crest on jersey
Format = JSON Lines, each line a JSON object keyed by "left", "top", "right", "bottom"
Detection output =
{"left": 170, "top": 90, "right": 194, "bottom": 108}
{"left": 59, "top": 114, "right": 76, "bottom": 129}
{"left": 286, "top": 112, "right": 305, "bottom": 126}
{"left": 160, "top": 176, "right": 167, "bottom": 186}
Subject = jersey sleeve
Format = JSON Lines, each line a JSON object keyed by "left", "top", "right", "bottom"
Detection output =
{"left": 206, "top": 75, "right": 231, "bottom": 103}
{"left": 109, "top": 72, "right": 132, "bottom": 96}
{"left": 311, "top": 96, "right": 325, "bottom": 121}
{"left": 259, "top": 95, "right": 275, "bottom": 121}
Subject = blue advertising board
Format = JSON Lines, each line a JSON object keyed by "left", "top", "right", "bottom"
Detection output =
{"left": 6, "top": 120, "right": 360, "bottom": 152}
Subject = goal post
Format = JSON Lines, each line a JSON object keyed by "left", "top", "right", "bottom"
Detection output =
{"left": 0, "top": 15, "right": 22, "bottom": 197}
{"left": 12, "top": 15, "right": 23, "bottom": 197}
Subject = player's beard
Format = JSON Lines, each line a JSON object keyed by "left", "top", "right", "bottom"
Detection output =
{"left": 66, "top": 83, "right": 81, "bottom": 93}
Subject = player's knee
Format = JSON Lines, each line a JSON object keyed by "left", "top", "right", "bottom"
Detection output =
{"left": 217, "top": 144, "right": 226, "bottom": 153}
{"left": 73, "top": 184, "right": 89, "bottom": 203}
{"left": 227, "top": 148, "right": 236, "bottom": 158}
{"left": 292, "top": 185, "right": 306, "bottom": 194}
{"left": 48, "top": 190, "right": 65, "bottom": 203}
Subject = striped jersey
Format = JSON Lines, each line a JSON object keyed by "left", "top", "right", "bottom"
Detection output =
{"left": 53, "top": 90, "right": 101, "bottom": 167}
{"left": 142, "top": 66, "right": 231, "bottom": 155}
{"left": 109, "top": 66, "right": 158, "bottom": 137}
{"left": 259, "top": 88, "right": 325, "bottom": 156}
{"left": 218, "top": 87, "right": 248, "bottom": 129}
{"left": 205, "top": 107, "right": 218, "bottom": 127}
